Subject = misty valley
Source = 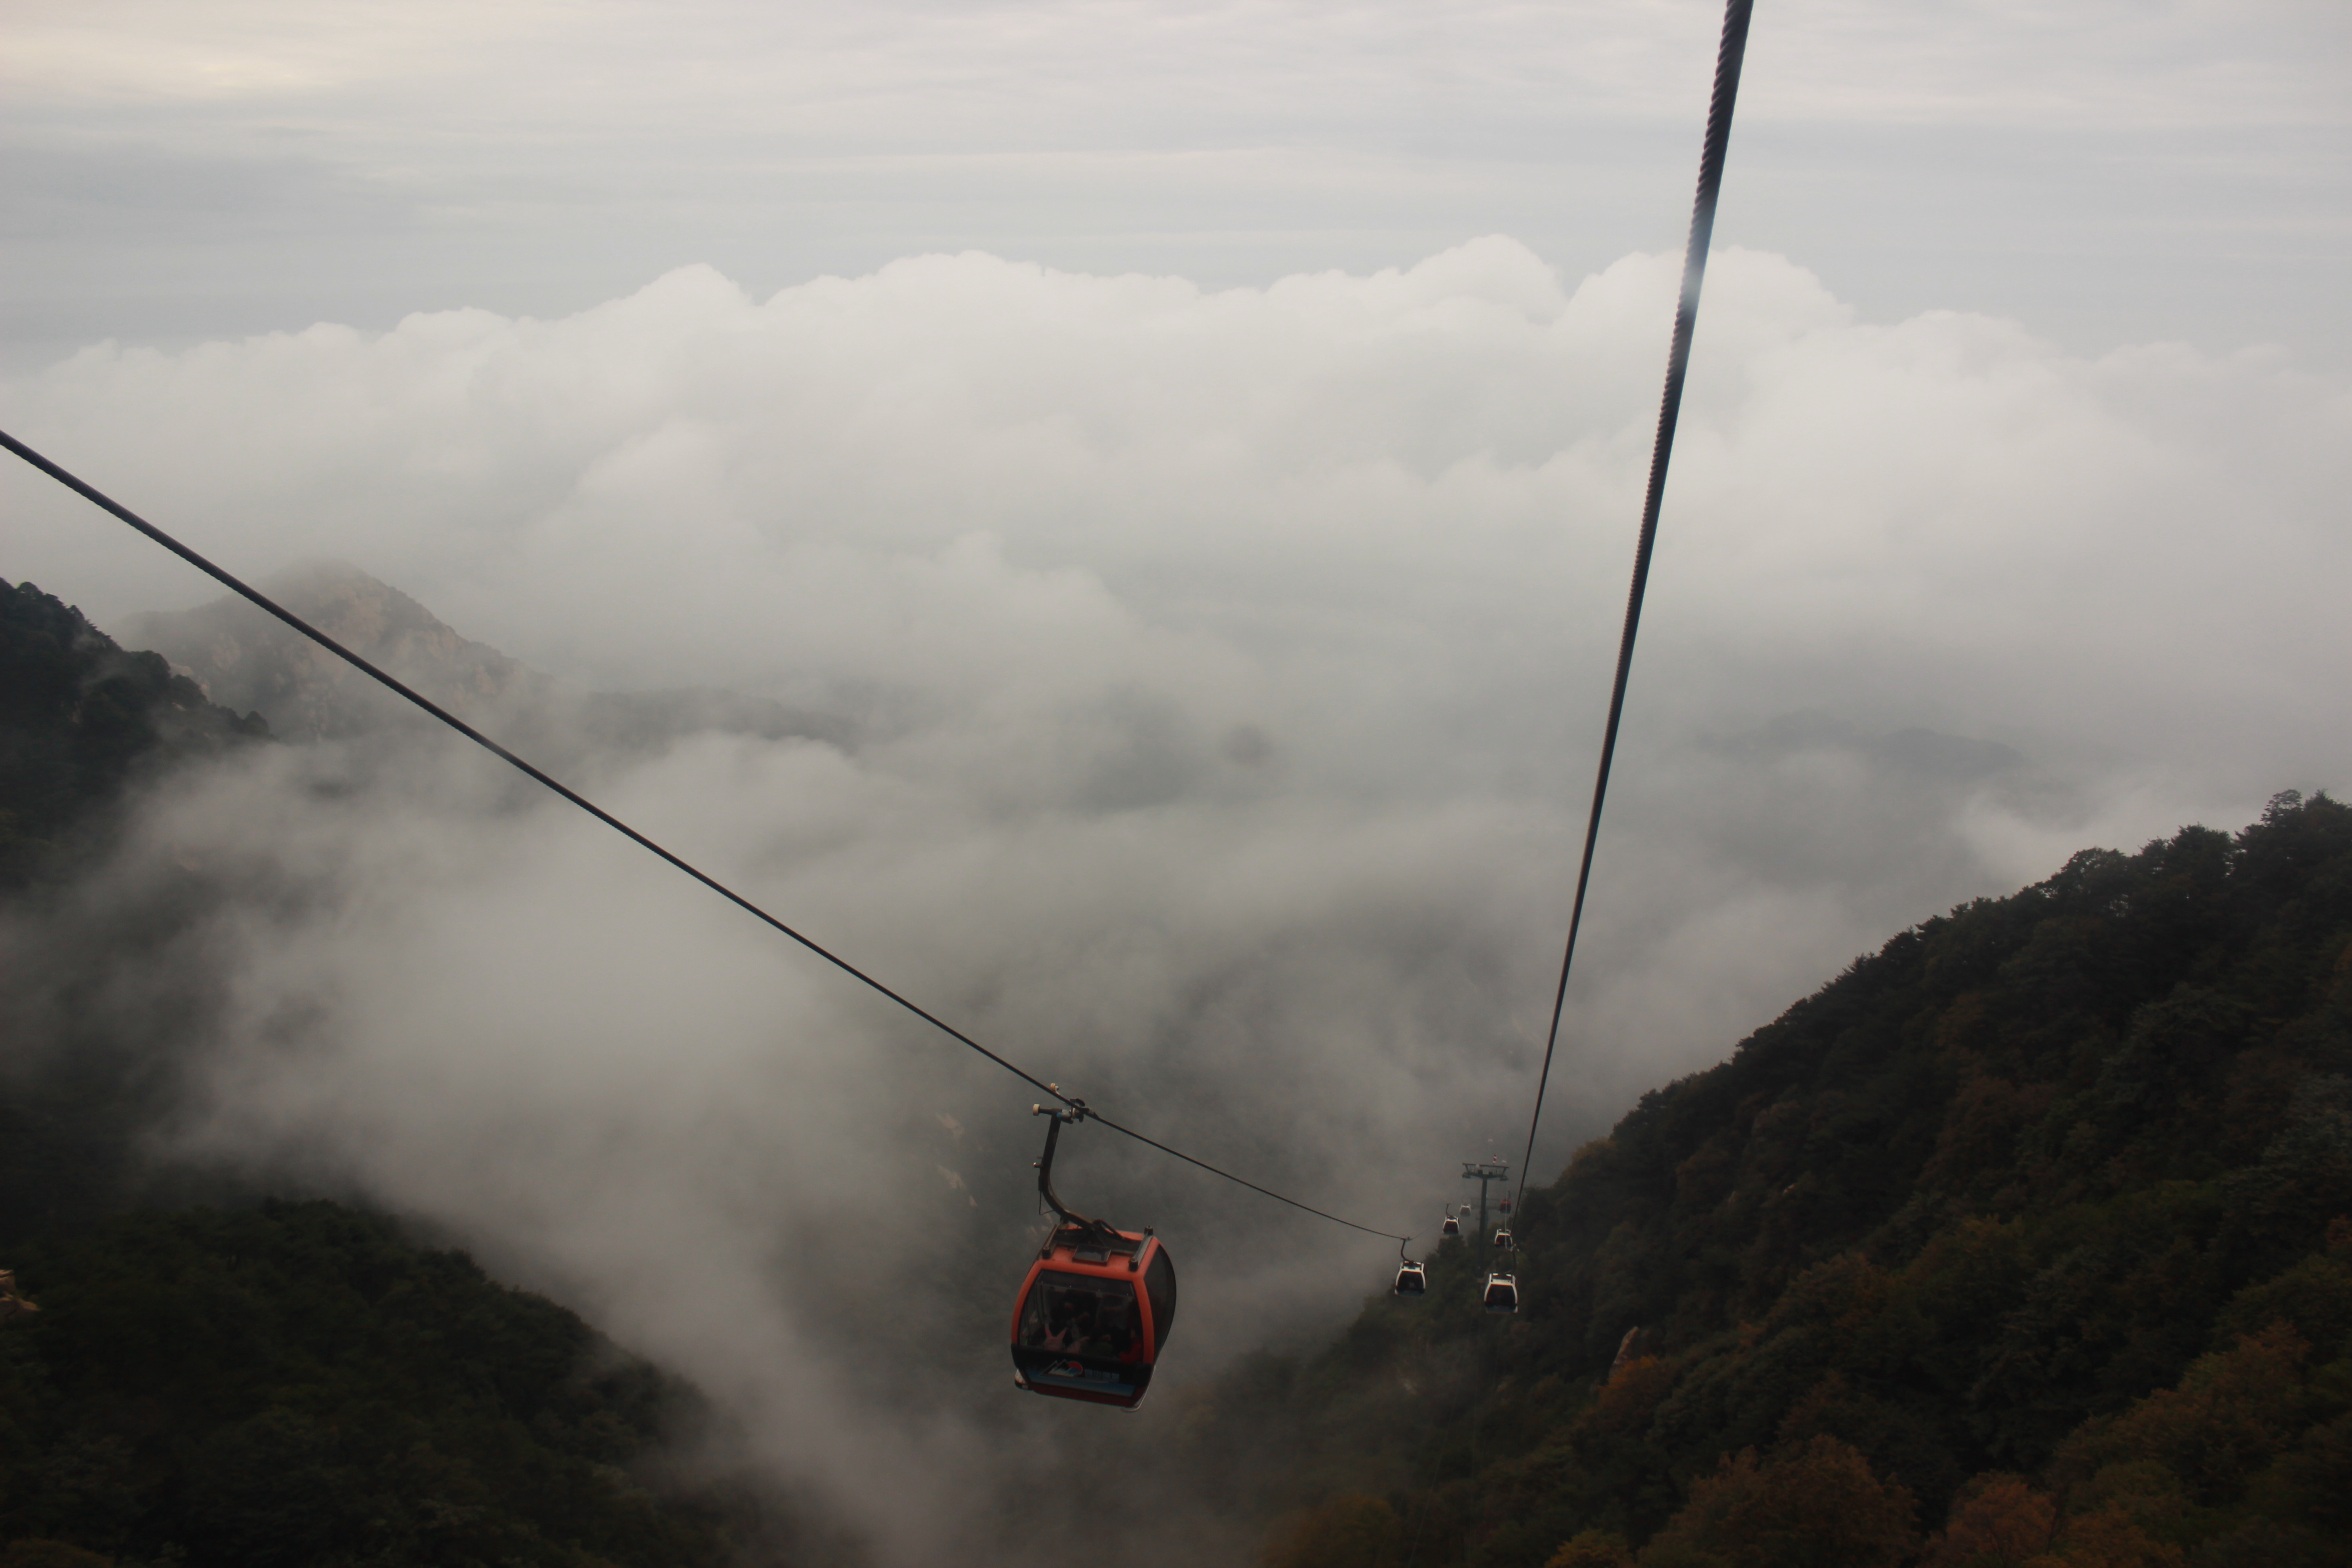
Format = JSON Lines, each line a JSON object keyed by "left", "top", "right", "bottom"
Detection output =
{"left": 3, "top": 566, "right": 2347, "bottom": 1568}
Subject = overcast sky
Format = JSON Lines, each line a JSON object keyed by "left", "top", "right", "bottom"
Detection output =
{"left": 4, "top": 5, "right": 2350, "bottom": 1561}
{"left": 5, "top": 0, "right": 2349, "bottom": 367}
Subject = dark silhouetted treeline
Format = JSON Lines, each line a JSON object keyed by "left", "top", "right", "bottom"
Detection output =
{"left": 0, "top": 579, "right": 301, "bottom": 1247}
{"left": 0, "top": 579, "right": 266, "bottom": 890}
{"left": 0, "top": 1201, "right": 795, "bottom": 1568}
{"left": 1207, "top": 792, "right": 2351, "bottom": 1567}
{"left": 0, "top": 579, "right": 275, "bottom": 1249}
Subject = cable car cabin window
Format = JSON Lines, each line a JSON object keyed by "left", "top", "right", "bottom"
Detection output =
{"left": 1143, "top": 1246, "right": 1177, "bottom": 1348}
{"left": 1018, "top": 1272, "right": 1148, "bottom": 1361}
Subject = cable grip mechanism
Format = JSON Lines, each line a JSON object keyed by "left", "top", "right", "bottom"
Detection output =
{"left": 1028, "top": 1094, "right": 1117, "bottom": 1247}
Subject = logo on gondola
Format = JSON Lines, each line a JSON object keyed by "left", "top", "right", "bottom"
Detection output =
{"left": 1045, "top": 1359, "right": 1125, "bottom": 1386}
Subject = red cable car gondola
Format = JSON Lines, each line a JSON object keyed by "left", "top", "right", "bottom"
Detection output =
{"left": 1009, "top": 1103, "right": 1177, "bottom": 1411}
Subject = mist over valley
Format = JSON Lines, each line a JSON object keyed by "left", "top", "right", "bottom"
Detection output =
{"left": 5, "top": 229, "right": 2348, "bottom": 1561}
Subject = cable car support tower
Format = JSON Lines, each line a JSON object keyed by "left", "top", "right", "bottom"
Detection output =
{"left": 1462, "top": 1159, "right": 1509, "bottom": 1246}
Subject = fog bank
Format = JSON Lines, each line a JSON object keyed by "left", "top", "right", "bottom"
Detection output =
{"left": 3, "top": 238, "right": 2347, "bottom": 1560}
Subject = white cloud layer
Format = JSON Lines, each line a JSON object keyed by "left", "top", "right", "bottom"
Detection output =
{"left": 4, "top": 238, "right": 2349, "bottom": 1560}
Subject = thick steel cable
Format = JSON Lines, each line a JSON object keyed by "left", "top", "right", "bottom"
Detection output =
{"left": 1, "top": 430, "right": 1072, "bottom": 1102}
{"left": 2, "top": 426, "right": 1410, "bottom": 1242}
{"left": 1513, "top": 0, "right": 1754, "bottom": 1215}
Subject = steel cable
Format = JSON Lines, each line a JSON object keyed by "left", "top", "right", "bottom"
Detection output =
{"left": 3, "top": 0, "right": 1749, "bottom": 1259}
{"left": 1513, "top": 0, "right": 1755, "bottom": 1216}
{"left": 1, "top": 426, "right": 1406, "bottom": 1241}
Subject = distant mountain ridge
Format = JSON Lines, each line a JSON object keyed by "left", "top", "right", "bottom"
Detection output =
{"left": 123, "top": 560, "right": 543, "bottom": 742}
{"left": 125, "top": 561, "right": 853, "bottom": 754}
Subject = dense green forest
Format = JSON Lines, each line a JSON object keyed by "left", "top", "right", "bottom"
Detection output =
{"left": 0, "top": 1202, "right": 790, "bottom": 1568}
{"left": 1194, "top": 792, "right": 2351, "bottom": 1568}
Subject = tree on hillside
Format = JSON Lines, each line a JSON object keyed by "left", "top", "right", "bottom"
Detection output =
{"left": 1260, "top": 1494, "right": 1402, "bottom": 1568}
{"left": 1917, "top": 1474, "right": 2056, "bottom": 1567}
{"left": 1636, "top": 1436, "right": 1914, "bottom": 1568}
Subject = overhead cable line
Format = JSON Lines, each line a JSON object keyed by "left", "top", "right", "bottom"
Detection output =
{"left": 0, "top": 426, "right": 1406, "bottom": 1244}
{"left": 1513, "top": 0, "right": 1755, "bottom": 1216}
{"left": 1086, "top": 1108, "right": 1406, "bottom": 1240}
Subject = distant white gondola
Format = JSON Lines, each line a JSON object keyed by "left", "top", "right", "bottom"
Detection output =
{"left": 1482, "top": 1272, "right": 1519, "bottom": 1313}
{"left": 1493, "top": 1228, "right": 1514, "bottom": 1250}
{"left": 1440, "top": 1211, "right": 1460, "bottom": 1237}
{"left": 1393, "top": 1260, "right": 1427, "bottom": 1295}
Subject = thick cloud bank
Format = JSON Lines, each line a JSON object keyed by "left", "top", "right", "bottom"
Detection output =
{"left": 4, "top": 239, "right": 2348, "bottom": 1561}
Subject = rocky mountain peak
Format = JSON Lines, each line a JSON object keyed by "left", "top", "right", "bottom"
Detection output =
{"left": 120, "top": 564, "right": 853, "bottom": 757}
{"left": 123, "top": 561, "right": 543, "bottom": 742}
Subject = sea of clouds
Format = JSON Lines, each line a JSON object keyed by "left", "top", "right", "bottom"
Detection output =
{"left": 4, "top": 237, "right": 2347, "bottom": 1560}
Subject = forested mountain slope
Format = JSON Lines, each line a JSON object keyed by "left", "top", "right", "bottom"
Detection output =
{"left": 123, "top": 562, "right": 852, "bottom": 754}
{"left": 0, "top": 579, "right": 266, "bottom": 889}
{"left": 1203, "top": 793, "right": 2352, "bottom": 1568}
{"left": 0, "top": 583, "right": 806, "bottom": 1567}
{"left": 0, "top": 1203, "right": 791, "bottom": 1568}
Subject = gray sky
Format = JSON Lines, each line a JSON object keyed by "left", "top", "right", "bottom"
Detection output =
{"left": 5, "top": 0, "right": 2349, "bottom": 367}
{"left": 4, "top": 4, "right": 2350, "bottom": 1561}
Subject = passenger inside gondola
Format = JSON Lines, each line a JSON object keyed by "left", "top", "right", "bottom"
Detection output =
{"left": 1084, "top": 1300, "right": 1137, "bottom": 1361}
{"left": 1019, "top": 1274, "right": 1144, "bottom": 1359}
